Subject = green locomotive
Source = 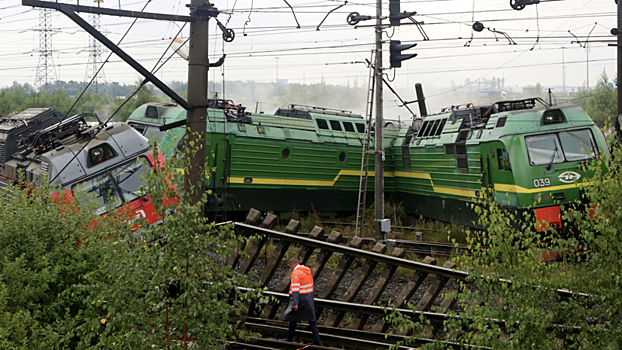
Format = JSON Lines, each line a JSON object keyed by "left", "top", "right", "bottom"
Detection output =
{"left": 127, "top": 100, "right": 399, "bottom": 218}
{"left": 127, "top": 97, "right": 608, "bottom": 229}
{"left": 393, "top": 98, "right": 607, "bottom": 230}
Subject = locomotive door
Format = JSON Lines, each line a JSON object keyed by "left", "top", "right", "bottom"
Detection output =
{"left": 207, "top": 133, "right": 232, "bottom": 220}
{"left": 209, "top": 136, "right": 231, "bottom": 189}
{"left": 480, "top": 149, "right": 494, "bottom": 189}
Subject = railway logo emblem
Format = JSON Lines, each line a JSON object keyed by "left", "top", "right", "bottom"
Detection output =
{"left": 558, "top": 171, "right": 581, "bottom": 184}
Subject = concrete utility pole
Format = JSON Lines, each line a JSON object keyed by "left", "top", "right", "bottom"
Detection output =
{"left": 374, "top": 0, "right": 384, "bottom": 241}
{"left": 185, "top": 0, "right": 215, "bottom": 208}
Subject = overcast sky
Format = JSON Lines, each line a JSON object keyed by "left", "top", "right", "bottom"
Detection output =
{"left": 0, "top": 0, "right": 617, "bottom": 95}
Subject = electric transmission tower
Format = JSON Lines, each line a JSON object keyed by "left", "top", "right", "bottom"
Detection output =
{"left": 34, "top": 9, "right": 58, "bottom": 91}
{"left": 84, "top": 0, "right": 107, "bottom": 94}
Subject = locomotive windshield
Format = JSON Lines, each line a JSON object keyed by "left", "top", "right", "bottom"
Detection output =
{"left": 74, "top": 174, "right": 122, "bottom": 215}
{"left": 72, "top": 157, "right": 152, "bottom": 214}
{"left": 525, "top": 129, "right": 598, "bottom": 166}
{"left": 112, "top": 158, "right": 151, "bottom": 203}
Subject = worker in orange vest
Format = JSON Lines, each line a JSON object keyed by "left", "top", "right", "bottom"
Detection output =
{"left": 281, "top": 258, "right": 321, "bottom": 345}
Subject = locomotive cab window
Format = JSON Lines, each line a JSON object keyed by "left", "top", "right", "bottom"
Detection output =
{"left": 343, "top": 121, "right": 355, "bottom": 132}
{"left": 355, "top": 123, "right": 365, "bottom": 133}
{"left": 145, "top": 105, "right": 158, "bottom": 119}
{"left": 316, "top": 119, "right": 329, "bottom": 130}
{"left": 88, "top": 144, "right": 117, "bottom": 167}
{"left": 525, "top": 129, "right": 597, "bottom": 166}
{"left": 330, "top": 120, "right": 343, "bottom": 131}
{"left": 73, "top": 173, "right": 122, "bottom": 215}
{"left": 112, "top": 158, "right": 152, "bottom": 203}
{"left": 73, "top": 158, "right": 153, "bottom": 215}
{"left": 542, "top": 109, "right": 565, "bottom": 124}
{"left": 559, "top": 129, "right": 599, "bottom": 161}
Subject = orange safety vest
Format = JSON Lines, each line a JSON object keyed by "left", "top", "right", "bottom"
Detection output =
{"left": 289, "top": 264, "right": 314, "bottom": 295}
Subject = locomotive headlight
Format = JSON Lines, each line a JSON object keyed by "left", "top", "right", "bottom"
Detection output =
{"left": 534, "top": 193, "right": 552, "bottom": 202}
{"left": 496, "top": 192, "right": 517, "bottom": 206}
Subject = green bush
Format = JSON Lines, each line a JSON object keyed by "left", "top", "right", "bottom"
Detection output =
{"left": 388, "top": 134, "right": 622, "bottom": 349}
{"left": 0, "top": 179, "right": 108, "bottom": 349}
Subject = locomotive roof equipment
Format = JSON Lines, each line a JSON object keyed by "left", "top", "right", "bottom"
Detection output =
{"left": 0, "top": 108, "right": 159, "bottom": 220}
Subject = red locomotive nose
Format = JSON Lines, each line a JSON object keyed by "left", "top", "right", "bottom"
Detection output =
{"left": 535, "top": 206, "right": 561, "bottom": 232}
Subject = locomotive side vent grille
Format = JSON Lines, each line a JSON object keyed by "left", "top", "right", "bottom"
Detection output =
{"left": 41, "top": 161, "right": 49, "bottom": 177}
{"left": 0, "top": 142, "right": 5, "bottom": 166}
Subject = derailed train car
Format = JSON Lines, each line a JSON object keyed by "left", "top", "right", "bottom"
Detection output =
{"left": 128, "top": 97, "right": 608, "bottom": 230}
{"left": 0, "top": 108, "right": 161, "bottom": 222}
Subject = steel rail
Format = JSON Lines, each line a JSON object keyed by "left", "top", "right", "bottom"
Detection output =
{"left": 238, "top": 288, "right": 449, "bottom": 324}
{"left": 244, "top": 327, "right": 411, "bottom": 350}
{"left": 238, "top": 288, "right": 584, "bottom": 335}
{"left": 295, "top": 231, "right": 472, "bottom": 256}
{"left": 244, "top": 317, "right": 481, "bottom": 350}
{"left": 225, "top": 221, "right": 589, "bottom": 300}
{"left": 228, "top": 342, "right": 281, "bottom": 350}
{"left": 233, "top": 222, "right": 470, "bottom": 281}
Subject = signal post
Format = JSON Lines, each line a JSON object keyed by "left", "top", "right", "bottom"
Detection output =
{"left": 374, "top": 0, "right": 384, "bottom": 242}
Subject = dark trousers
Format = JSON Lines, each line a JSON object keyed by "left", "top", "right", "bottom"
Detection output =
{"left": 287, "top": 320, "right": 321, "bottom": 344}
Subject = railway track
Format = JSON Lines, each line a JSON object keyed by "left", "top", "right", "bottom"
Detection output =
{"left": 221, "top": 209, "right": 583, "bottom": 350}
{"left": 295, "top": 231, "right": 472, "bottom": 257}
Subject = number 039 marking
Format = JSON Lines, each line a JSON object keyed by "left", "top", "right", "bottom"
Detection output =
{"left": 533, "top": 178, "right": 550, "bottom": 188}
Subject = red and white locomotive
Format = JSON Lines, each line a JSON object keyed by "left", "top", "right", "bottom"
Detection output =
{"left": 0, "top": 108, "right": 161, "bottom": 223}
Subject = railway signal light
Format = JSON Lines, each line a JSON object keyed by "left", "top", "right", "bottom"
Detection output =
{"left": 389, "top": 0, "right": 400, "bottom": 26}
{"left": 389, "top": 0, "right": 417, "bottom": 26}
{"left": 389, "top": 40, "right": 417, "bottom": 68}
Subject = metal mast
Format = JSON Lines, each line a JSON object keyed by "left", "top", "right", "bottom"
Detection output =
{"left": 34, "top": 8, "right": 57, "bottom": 91}
{"left": 85, "top": 0, "right": 106, "bottom": 93}
{"left": 373, "top": 0, "right": 385, "bottom": 241}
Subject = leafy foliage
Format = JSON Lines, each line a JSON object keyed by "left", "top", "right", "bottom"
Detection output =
{"left": 0, "top": 179, "right": 109, "bottom": 349}
{"left": 389, "top": 135, "right": 622, "bottom": 349}
{"left": 572, "top": 70, "right": 617, "bottom": 127}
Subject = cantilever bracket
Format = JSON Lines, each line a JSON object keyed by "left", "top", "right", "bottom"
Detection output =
{"left": 210, "top": 55, "right": 226, "bottom": 68}
{"left": 405, "top": 15, "right": 429, "bottom": 41}
{"left": 317, "top": 1, "right": 347, "bottom": 31}
{"left": 488, "top": 27, "right": 517, "bottom": 45}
